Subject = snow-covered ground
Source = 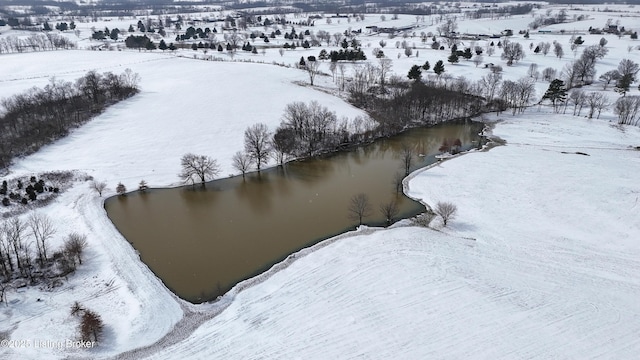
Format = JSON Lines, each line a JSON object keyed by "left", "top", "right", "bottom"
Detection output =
{"left": 120, "top": 113, "right": 637, "bottom": 360}
{"left": 1, "top": 4, "right": 640, "bottom": 359}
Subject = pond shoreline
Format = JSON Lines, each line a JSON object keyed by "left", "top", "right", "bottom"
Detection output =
{"left": 105, "top": 118, "right": 489, "bottom": 303}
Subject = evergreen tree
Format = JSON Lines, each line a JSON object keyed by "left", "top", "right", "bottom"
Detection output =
{"left": 159, "top": 39, "right": 168, "bottom": 51}
{"left": 447, "top": 52, "right": 459, "bottom": 64}
{"left": 542, "top": 79, "right": 567, "bottom": 111}
{"left": 407, "top": 65, "right": 422, "bottom": 82}
{"left": 92, "top": 31, "right": 106, "bottom": 40}
{"left": 110, "top": 28, "right": 119, "bottom": 40}
{"left": 433, "top": 60, "right": 445, "bottom": 75}
{"left": 615, "top": 74, "right": 633, "bottom": 96}
{"left": 116, "top": 183, "right": 127, "bottom": 195}
{"left": 128, "top": 24, "right": 135, "bottom": 32}
{"left": 422, "top": 61, "right": 430, "bottom": 71}
{"left": 463, "top": 48, "right": 473, "bottom": 60}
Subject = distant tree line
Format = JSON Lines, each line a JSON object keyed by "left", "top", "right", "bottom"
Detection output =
{"left": 0, "top": 70, "right": 140, "bottom": 169}
{"left": 0, "top": 33, "right": 76, "bottom": 54}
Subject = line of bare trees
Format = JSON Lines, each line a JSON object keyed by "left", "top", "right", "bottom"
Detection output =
{"left": 0, "top": 33, "right": 76, "bottom": 54}
{"left": 0, "top": 69, "right": 140, "bottom": 169}
{"left": 229, "top": 102, "right": 378, "bottom": 178}
{"left": 614, "top": 96, "right": 640, "bottom": 126}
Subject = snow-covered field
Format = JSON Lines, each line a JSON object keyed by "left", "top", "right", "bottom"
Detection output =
{"left": 1, "top": 3, "right": 640, "bottom": 359}
{"left": 115, "top": 113, "right": 636, "bottom": 360}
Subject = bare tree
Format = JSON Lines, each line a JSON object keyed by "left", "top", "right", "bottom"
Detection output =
{"left": 528, "top": 63, "right": 540, "bottom": 81}
{"left": 479, "top": 72, "right": 502, "bottom": 100}
{"left": 378, "top": 57, "right": 392, "bottom": 89}
{"left": 0, "top": 224, "right": 11, "bottom": 278}
{"left": 379, "top": 200, "right": 399, "bottom": 226}
{"left": 348, "top": 193, "right": 372, "bottom": 225}
{"left": 0, "top": 282, "right": 9, "bottom": 304}
{"left": 305, "top": 59, "right": 320, "bottom": 86}
{"left": 271, "top": 127, "right": 295, "bottom": 165}
{"left": 473, "top": 54, "right": 484, "bottom": 67}
{"left": 232, "top": 151, "right": 253, "bottom": 178}
{"left": 404, "top": 47, "right": 413, "bottom": 57}
{"left": 70, "top": 301, "right": 85, "bottom": 317}
{"left": 618, "top": 59, "right": 639, "bottom": 83}
{"left": 501, "top": 42, "right": 525, "bottom": 66}
{"left": 393, "top": 172, "right": 404, "bottom": 194}
{"left": 28, "top": 213, "right": 55, "bottom": 266}
{"left": 64, "top": 232, "right": 87, "bottom": 266}
{"left": 91, "top": 181, "right": 107, "bottom": 197}
{"left": 435, "top": 201, "right": 457, "bottom": 226}
{"left": 568, "top": 88, "right": 586, "bottom": 116}
{"left": 553, "top": 42, "right": 563, "bottom": 58}
{"left": 179, "top": 153, "right": 220, "bottom": 185}
{"left": 338, "top": 63, "right": 346, "bottom": 91}
{"left": 561, "top": 62, "right": 578, "bottom": 89}
{"left": 486, "top": 46, "right": 495, "bottom": 57}
{"left": 585, "top": 92, "right": 609, "bottom": 119}
{"left": 542, "top": 67, "right": 557, "bottom": 82}
{"left": 514, "top": 77, "right": 536, "bottom": 113}
{"left": 332, "top": 32, "right": 343, "bottom": 46}
{"left": 244, "top": 123, "right": 271, "bottom": 171}
{"left": 5, "top": 218, "right": 27, "bottom": 277}
{"left": 573, "top": 45, "right": 608, "bottom": 85}
{"left": 399, "top": 143, "right": 414, "bottom": 175}
{"left": 599, "top": 70, "right": 621, "bottom": 90}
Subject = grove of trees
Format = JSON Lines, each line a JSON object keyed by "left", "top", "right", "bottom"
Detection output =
{"left": 1, "top": 214, "right": 89, "bottom": 301}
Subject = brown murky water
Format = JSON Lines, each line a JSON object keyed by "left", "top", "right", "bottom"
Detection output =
{"left": 105, "top": 120, "right": 485, "bottom": 303}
